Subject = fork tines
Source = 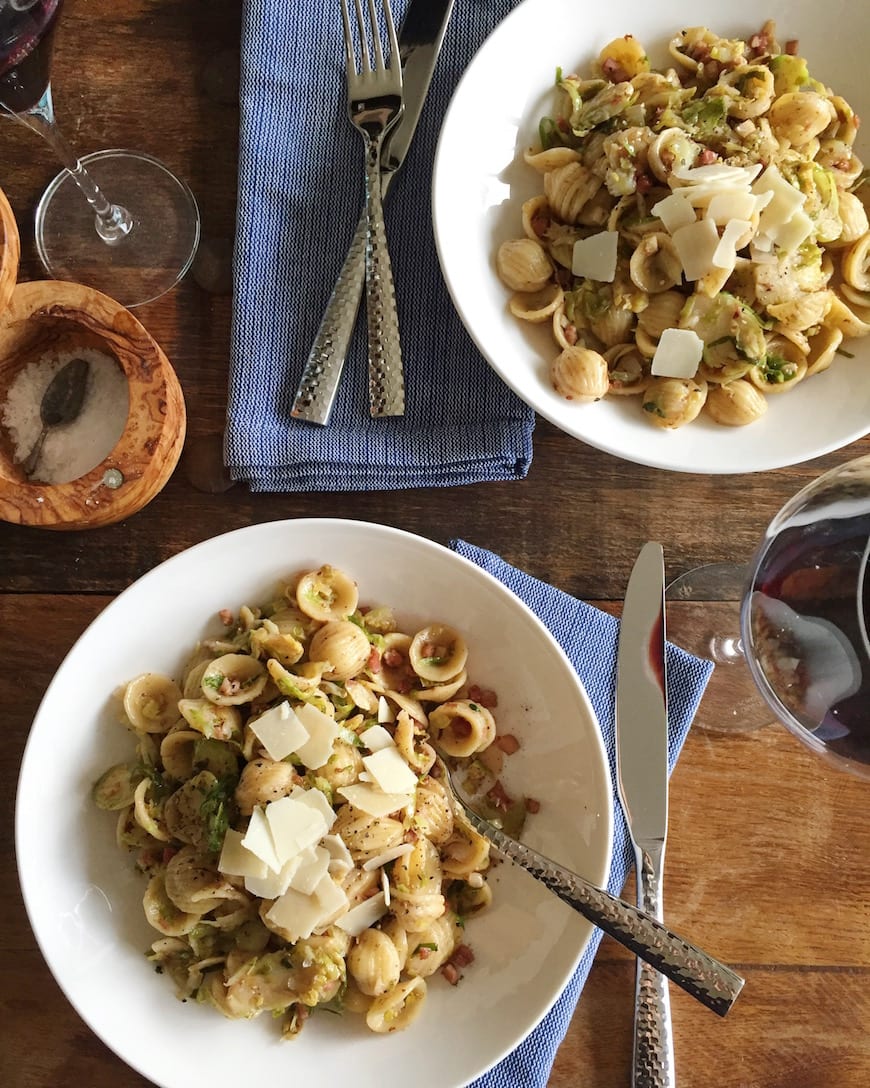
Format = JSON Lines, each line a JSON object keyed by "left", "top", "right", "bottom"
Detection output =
{"left": 340, "top": 0, "right": 406, "bottom": 417}
{"left": 341, "top": 0, "right": 401, "bottom": 83}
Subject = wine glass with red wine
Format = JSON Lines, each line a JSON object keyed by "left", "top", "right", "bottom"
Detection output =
{"left": 0, "top": 0, "right": 200, "bottom": 307}
{"left": 740, "top": 454, "right": 870, "bottom": 779}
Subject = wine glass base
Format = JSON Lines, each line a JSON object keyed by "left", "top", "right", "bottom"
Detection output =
{"left": 34, "top": 149, "right": 200, "bottom": 308}
{"left": 667, "top": 564, "right": 774, "bottom": 735}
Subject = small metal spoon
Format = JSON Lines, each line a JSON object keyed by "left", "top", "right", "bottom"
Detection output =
{"left": 433, "top": 750, "right": 745, "bottom": 1017}
{"left": 22, "top": 357, "right": 90, "bottom": 478}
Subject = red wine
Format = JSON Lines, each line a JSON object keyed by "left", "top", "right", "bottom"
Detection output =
{"left": 745, "top": 504, "right": 870, "bottom": 765}
{"left": 0, "top": 0, "right": 63, "bottom": 113}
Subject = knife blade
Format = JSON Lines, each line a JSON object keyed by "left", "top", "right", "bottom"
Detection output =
{"left": 291, "top": 0, "right": 455, "bottom": 424}
{"left": 616, "top": 541, "right": 675, "bottom": 1088}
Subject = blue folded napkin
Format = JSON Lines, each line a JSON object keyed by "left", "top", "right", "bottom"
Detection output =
{"left": 226, "top": 0, "right": 534, "bottom": 492}
{"left": 450, "top": 541, "right": 714, "bottom": 1088}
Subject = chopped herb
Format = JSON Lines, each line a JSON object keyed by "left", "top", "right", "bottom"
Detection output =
{"left": 199, "top": 775, "right": 239, "bottom": 853}
{"left": 757, "top": 353, "right": 798, "bottom": 384}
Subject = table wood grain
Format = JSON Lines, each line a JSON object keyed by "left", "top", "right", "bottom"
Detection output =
{"left": 2, "top": 3, "right": 869, "bottom": 1086}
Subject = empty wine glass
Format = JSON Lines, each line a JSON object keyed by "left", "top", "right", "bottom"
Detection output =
{"left": 666, "top": 562, "right": 773, "bottom": 735}
{"left": 0, "top": 0, "right": 200, "bottom": 307}
{"left": 669, "top": 455, "right": 870, "bottom": 775}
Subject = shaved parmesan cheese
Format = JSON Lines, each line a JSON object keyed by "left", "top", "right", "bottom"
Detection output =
{"left": 753, "top": 165, "right": 805, "bottom": 236}
{"left": 651, "top": 328, "right": 704, "bottom": 379}
{"left": 265, "top": 885, "right": 326, "bottom": 941}
{"left": 671, "top": 217, "right": 720, "bottom": 281}
{"left": 363, "top": 746, "right": 418, "bottom": 794}
{"left": 264, "top": 873, "right": 349, "bottom": 942}
{"left": 749, "top": 241, "right": 776, "bottom": 264}
{"left": 312, "top": 872, "right": 350, "bottom": 925}
{"left": 706, "top": 190, "right": 758, "bottom": 226}
{"left": 382, "top": 868, "right": 391, "bottom": 907}
{"left": 362, "top": 842, "right": 415, "bottom": 871}
{"left": 377, "top": 696, "right": 396, "bottom": 724}
{"left": 679, "top": 183, "right": 752, "bottom": 208}
{"left": 652, "top": 191, "right": 696, "bottom": 234}
{"left": 244, "top": 854, "right": 303, "bottom": 899}
{"left": 712, "top": 219, "right": 752, "bottom": 271}
{"left": 321, "top": 833, "right": 353, "bottom": 879}
{"left": 337, "top": 783, "right": 413, "bottom": 817}
{"left": 674, "top": 162, "right": 762, "bottom": 185}
{"left": 218, "top": 828, "right": 268, "bottom": 881}
{"left": 571, "top": 230, "right": 618, "bottom": 282}
{"left": 265, "top": 795, "right": 329, "bottom": 864}
{"left": 289, "top": 784, "right": 336, "bottom": 831}
{"left": 767, "top": 208, "right": 814, "bottom": 254}
{"left": 360, "top": 724, "right": 395, "bottom": 752}
{"left": 241, "top": 805, "right": 282, "bottom": 873}
{"left": 248, "top": 701, "right": 309, "bottom": 762}
{"left": 334, "top": 891, "right": 389, "bottom": 937}
{"left": 293, "top": 702, "right": 341, "bottom": 769}
{"left": 287, "top": 845, "right": 331, "bottom": 895}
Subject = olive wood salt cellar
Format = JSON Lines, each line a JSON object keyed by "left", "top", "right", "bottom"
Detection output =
{"left": 0, "top": 185, "right": 186, "bottom": 529}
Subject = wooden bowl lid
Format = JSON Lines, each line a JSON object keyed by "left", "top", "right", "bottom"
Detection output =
{"left": 0, "top": 280, "right": 186, "bottom": 529}
{"left": 0, "top": 187, "right": 20, "bottom": 318}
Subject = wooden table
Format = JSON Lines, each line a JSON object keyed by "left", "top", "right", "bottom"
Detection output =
{"left": 2, "top": 3, "right": 869, "bottom": 1085}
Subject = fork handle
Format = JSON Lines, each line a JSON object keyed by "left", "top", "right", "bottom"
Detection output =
{"left": 362, "top": 132, "right": 405, "bottom": 416}
{"left": 457, "top": 802, "right": 744, "bottom": 1016}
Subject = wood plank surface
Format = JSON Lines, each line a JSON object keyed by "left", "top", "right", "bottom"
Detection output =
{"left": 2, "top": 2, "right": 869, "bottom": 1087}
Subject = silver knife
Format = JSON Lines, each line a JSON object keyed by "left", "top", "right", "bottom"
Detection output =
{"left": 616, "top": 542, "right": 676, "bottom": 1088}
{"left": 291, "top": 0, "right": 455, "bottom": 424}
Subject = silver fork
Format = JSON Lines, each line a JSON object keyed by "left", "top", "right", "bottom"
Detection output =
{"left": 340, "top": 0, "right": 406, "bottom": 417}
{"left": 432, "top": 751, "right": 745, "bottom": 1017}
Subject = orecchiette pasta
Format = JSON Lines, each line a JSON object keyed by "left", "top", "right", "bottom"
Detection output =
{"left": 92, "top": 566, "right": 536, "bottom": 1039}
{"left": 497, "top": 20, "right": 870, "bottom": 428}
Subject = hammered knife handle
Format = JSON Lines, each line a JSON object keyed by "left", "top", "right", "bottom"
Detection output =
{"left": 290, "top": 212, "right": 367, "bottom": 424}
{"left": 291, "top": 164, "right": 403, "bottom": 425}
{"left": 362, "top": 133, "right": 404, "bottom": 417}
{"left": 457, "top": 803, "right": 744, "bottom": 1017}
{"left": 633, "top": 845, "right": 676, "bottom": 1088}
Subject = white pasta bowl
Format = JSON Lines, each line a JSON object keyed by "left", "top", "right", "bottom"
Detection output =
{"left": 15, "top": 519, "right": 613, "bottom": 1088}
{"left": 432, "top": 0, "right": 870, "bottom": 473}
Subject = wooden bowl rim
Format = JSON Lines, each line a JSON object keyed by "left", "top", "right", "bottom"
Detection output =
{"left": 0, "top": 186, "right": 20, "bottom": 318}
{"left": 0, "top": 279, "right": 186, "bottom": 527}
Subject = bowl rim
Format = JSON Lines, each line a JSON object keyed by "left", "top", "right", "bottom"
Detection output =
{"left": 0, "top": 185, "right": 20, "bottom": 317}
{"left": 0, "top": 279, "right": 186, "bottom": 528}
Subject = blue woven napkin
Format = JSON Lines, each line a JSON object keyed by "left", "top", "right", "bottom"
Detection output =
{"left": 450, "top": 541, "right": 714, "bottom": 1088}
{"left": 226, "top": 0, "right": 534, "bottom": 492}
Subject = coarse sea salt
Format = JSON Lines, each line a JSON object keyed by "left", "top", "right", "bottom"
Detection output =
{"left": 1, "top": 348, "right": 129, "bottom": 485}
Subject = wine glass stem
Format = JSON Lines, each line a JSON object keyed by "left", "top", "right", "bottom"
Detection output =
{"left": 10, "top": 86, "right": 133, "bottom": 245}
